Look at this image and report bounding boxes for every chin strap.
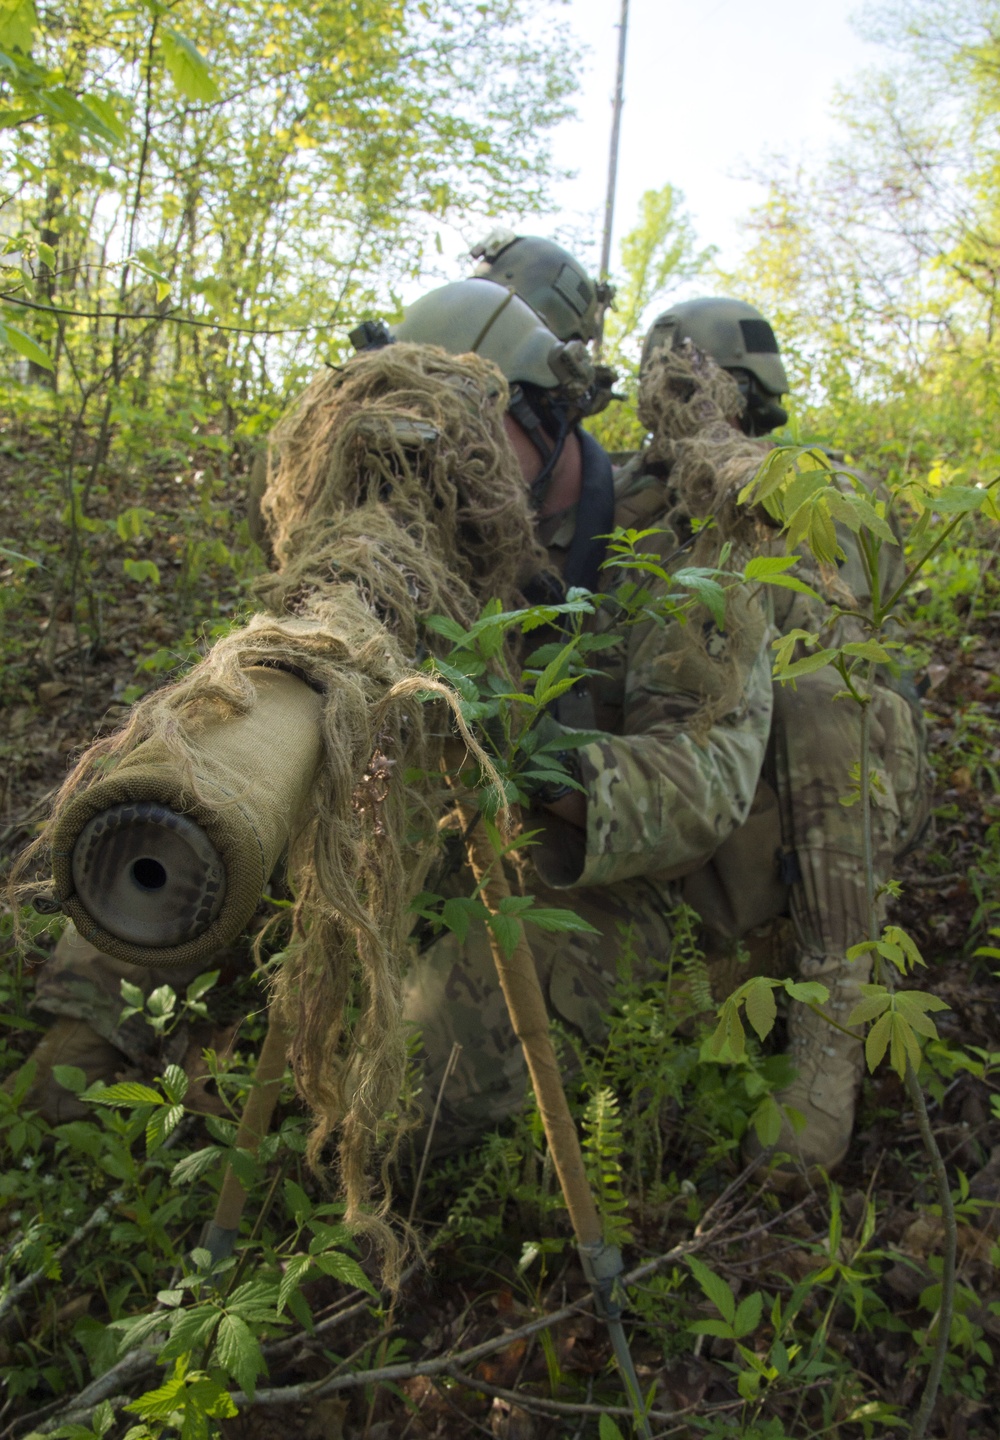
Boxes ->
[508,385,571,512]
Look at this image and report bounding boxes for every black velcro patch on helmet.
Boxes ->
[554,263,588,316]
[739,318,779,354]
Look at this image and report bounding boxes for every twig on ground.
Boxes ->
[0,1196,119,1326]
[234,1202,804,1408]
[407,1041,462,1226]
[446,1366,679,1425]
[16,1178,798,1434]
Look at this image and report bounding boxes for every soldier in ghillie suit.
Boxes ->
[372,279,775,1151]
[630,297,929,1176]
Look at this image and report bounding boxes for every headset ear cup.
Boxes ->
[747,394,788,437]
[740,373,788,437]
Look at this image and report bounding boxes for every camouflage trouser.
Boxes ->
[35,872,677,1152]
[399,662,928,1150]
[401,871,676,1152]
[770,669,929,962]
[32,925,212,1061]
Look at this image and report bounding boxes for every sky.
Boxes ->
[451,0,889,286]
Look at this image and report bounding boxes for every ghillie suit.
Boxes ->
[630,342,929,1175]
[14,344,547,1245]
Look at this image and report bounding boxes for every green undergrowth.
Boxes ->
[0,898,996,1438]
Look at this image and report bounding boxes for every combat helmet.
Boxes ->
[389,277,595,399]
[469,229,605,344]
[352,278,597,507]
[641,297,790,436]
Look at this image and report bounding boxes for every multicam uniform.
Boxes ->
[402,454,775,1146]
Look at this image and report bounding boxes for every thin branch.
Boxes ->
[234,1203,803,1408]
[445,1366,679,1426]
[905,1061,957,1440]
[0,291,345,337]
[0,1194,121,1326]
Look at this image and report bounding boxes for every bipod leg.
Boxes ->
[463,818,652,1439]
[200,1006,292,1264]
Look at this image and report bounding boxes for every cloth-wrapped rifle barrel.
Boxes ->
[50,668,323,968]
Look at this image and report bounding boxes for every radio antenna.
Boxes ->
[595,0,630,357]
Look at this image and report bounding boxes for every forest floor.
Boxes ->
[1,426,1000,1439]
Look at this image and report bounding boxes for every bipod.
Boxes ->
[463,814,653,1439]
[200,1008,293,1264]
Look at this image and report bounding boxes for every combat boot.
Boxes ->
[744,955,869,1180]
[5,1018,125,1124]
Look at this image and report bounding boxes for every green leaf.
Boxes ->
[83,1081,163,1107]
[124,558,161,585]
[841,639,896,663]
[522,907,600,936]
[894,990,949,1039]
[277,1255,312,1315]
[428,656,477,702]
[120,979,147,1008]
[738,446,796,506]
[186,970,220,1003]
[686,1254,736,1324]
[531,728,606,754]
[0,0,36,54]
[743,554,800,579]
[756,572,823,597]
[674,568,727,627]
[115,506,155,542]
[170,1145,221,1186]
[690,1318,737,1339]
[161,1063,188,1103]
[124,1372,188,1420]
[111,1308,170,1353]
[213,1312,265,1397]
[883,926,926,971]
[599,1415,626,1440]
[744,978,777,1041]
[784,980,830,1005]
[146,1103,184,1152]
[865,1012,902,1074]
[53,1064,87,1095]
[496,894,534,916]
[184,1373,238,1422]
[439,895,489,943]
[487,911,521,959]
[311,1248,378,1295]
[774,648,838,681]
[847,989,892,1026]
[889,1011,923,1078]
[732,1290,764,1339]
[2,320,53,369]
[79,94,126,145]
[160,28,220,102]
[925,484,987,515]
[751,1095,783,1148]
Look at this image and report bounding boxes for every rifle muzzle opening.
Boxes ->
[71,801,227,946]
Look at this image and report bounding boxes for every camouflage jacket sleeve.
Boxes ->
[534,523,774,892]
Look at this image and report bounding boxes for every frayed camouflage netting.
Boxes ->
[16,344,548,1267]
[637,340,768,557]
